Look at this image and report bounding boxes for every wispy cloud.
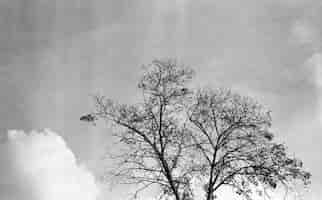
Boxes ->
[291,20,318,47]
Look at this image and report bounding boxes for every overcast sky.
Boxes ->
[0,0,321,199]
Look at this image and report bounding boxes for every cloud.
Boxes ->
[290,17,322,52]
[0,129,100,200]
[291,21,316,45]
[289,8,322,198]
[305,53,322,124]
[305,53,322,87]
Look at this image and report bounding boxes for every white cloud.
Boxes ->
[306,53,322,87]
[305,53,322,125]
[0,129,100,200]
[291,20,318,47]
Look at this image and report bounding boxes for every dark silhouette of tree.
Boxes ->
[187,88,311,200]
[87,60,196,200]
[82,59,310,200]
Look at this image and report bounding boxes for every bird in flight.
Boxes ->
[80,114,97,125]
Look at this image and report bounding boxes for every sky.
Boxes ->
[0,0,321,199]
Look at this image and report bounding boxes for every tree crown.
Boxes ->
[83,59,311,200]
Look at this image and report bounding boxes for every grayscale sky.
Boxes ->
[0,0,321,200]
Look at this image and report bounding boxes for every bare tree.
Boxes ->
[82,59,311,200]
[86,59,196,200]
[187,88,311,200]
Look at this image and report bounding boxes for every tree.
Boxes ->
[81,59,311,200]
[187,88,311,200]
[87,59,196,200]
